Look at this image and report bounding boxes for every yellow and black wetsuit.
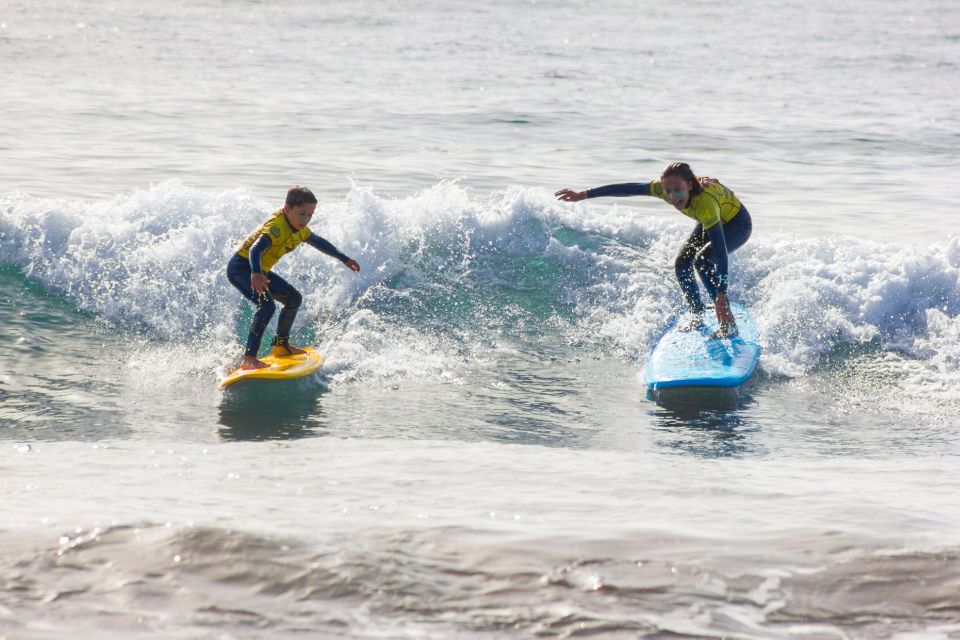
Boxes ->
[236,209,314,274]
[583,181,752,315]
[226,209,351,357]
[648,180,742,229]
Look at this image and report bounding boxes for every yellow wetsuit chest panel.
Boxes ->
[235,209,311,273]
[649,180,742,229]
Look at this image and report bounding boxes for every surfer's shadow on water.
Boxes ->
[216,373,330,441]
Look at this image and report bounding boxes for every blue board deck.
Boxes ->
[646,303,761,395]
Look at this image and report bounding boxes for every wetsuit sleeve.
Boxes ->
[705,223,729,293]
[305,232,351,263]
[248,234,272,274]
[584,183,651,199]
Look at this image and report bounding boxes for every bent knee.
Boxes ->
[285,291,303,310]
[257,297,277,317]
[675,253,695,276]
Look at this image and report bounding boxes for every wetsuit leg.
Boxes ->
[261,271,302,340]
[675,225,708,315]
[227,255,277,357]
[693,207,753,301]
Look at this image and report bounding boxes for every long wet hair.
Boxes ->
[286,185,318,207]
[660,162,703,196]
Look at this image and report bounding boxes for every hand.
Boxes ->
[344,259,361,272]
[698,176,719,188]
[555,188,587,202]
[251,272,270,294]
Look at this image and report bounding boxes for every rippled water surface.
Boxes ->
[2,0,959,638]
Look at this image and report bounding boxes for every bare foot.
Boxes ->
[240,356,270,370]
[271,343,307,357]
[678,315,704,332]
[711,322,739,339]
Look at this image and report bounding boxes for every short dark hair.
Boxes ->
[286,185,317,207]
[661,162,703,196]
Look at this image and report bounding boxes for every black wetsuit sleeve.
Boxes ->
[305,232,351,263]
[584,183,651,199]
[705,223,729,293]
[249,234,271,274]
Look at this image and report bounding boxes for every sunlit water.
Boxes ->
[2,1,959,638]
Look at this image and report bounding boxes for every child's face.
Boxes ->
[661,175,691,211]
[284,202,316,230]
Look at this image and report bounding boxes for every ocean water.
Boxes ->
[2,1,960,638]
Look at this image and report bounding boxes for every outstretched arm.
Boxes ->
[305,232,360,272]
[556,183,651,202]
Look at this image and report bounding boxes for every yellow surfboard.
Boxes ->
[219,347,324,389]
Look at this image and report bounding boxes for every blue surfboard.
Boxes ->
[646,303,760,403]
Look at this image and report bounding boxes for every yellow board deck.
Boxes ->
[219,347,324,389]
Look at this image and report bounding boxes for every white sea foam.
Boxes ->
[2,182,959,410]
[3,1,960,637]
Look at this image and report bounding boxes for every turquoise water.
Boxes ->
[2,1,960,638]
